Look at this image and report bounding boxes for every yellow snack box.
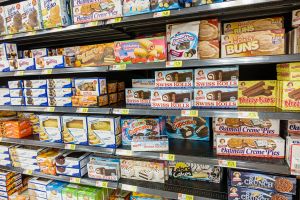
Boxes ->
[277,62,300,72]
[280,81,300,110]
[277,71,300,80]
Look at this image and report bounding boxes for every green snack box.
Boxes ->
[62,184,81,200]
[78,186,105,200]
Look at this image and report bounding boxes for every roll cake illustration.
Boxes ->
[206,90,237,101]
[165,72,193,82]
[162,92,191,103]
[134,90,151,99]
[207,70,238,81]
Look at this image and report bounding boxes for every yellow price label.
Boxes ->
[114,109,129,115]
[166,61,182,68]
[15,71,24,76]
[76,108,89,113]
[96,181,108,188]
[121,184,137,192]
[116,149,132,156]
[178,194,193,200]
[111,64,126,71]
[23,169,33,175]
[114,17,122,23]
[153,10,170,17]
[181,110,198,117]
[65,144,76,150]
[218,160,237,168]
[6,35,13,39]
[160,153,175,161]
[70,177,81,184]
[91,21,98,26]
[238,112,259,119]
[42,69,52,74]
[44,107,55,112]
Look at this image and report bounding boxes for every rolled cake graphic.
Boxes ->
[242,81,265,97]
[288,88,300,100]
[165,72,179,81]
[207,70,238,81]
[162,92,176,102]
[162,92,191,103]
[206,90,237,101]
[134,90,151,99]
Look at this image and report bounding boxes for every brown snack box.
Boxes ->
[71,96,98,107]
[74,43,115,67]
[109,93,118,104]
[238,80,277,107]
[221,29,285,58]
[198,40,220,59]
[118,81,125,91]
[98,95,108,107]
[223,17,284,35]
[199,19,220,41]
[108,82,118,94]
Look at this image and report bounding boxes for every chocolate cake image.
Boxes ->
[180,126,194,138]
[242,81,274,97]
[288,88,300,100]
[206,90,237,101]
[165,121,176,133]
[207,70,238,81]
[162,92,191,103]
[165,72,193,82]
[134,90,150,99]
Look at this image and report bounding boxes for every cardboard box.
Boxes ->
[8,80,23,89]
[23,89,47,97]
[126,88,151,105]
[46,181,68,200]
[48,97,72,107]
[78,187,105,200]
[117,91,124,102]
[0,143,16,154]
[276,62,300,72]
[0,7,7,36]
[292,9,300,27]
[29,48,49,58]
[198,40,220,59]
[0,97,10,105]
[72,96,98,107]
[199,19,220,41]
[290,144,300,175]
[21,0,43,32]
[5,3,25,34]
[151,89,193,109]
[11,156,38,165]
[0,60,10,72]
[238,80,277,107]
[132,79,155,88]
[150,0,179,12]
[114,37,166,64]
[47,88,73,97]
[286,136,300,169]
[74,78,107,96]
[107,82,117,94]
[155,69,193,88]
[73,0,122,23]
[40,0,72,29]
[277,71,300,80]
[47,78,73,88]
[0,43,18,60]
[223,17,284,35]
[13,161,40,171]
[0,173,21,186]
[109,93,117,104]
[87,116,121,148]
[118,81,125,91]
[221,29,285,58]
[38,114,62,143]
[123,0,150,16]
[28,189,47,199]
[0,153,10,160]
[131,136,169,152]
[216,135,285,158]
[287,120,300,135]
[56,165,88,177]
[279,81,300,110]
[0,88,9,97]
[28,177,53,192]
[62,184,81,200]
[194,88,237,108]
[35,56,73,69]
[62,115,88,145]
[0,170,15,181]
[9,145,46,159]
[25,97,48,106]
[9,89,23,97]
[194,67,238,88]
[87,156,120,181]
[55,151,90,169]
[23,80,47,89]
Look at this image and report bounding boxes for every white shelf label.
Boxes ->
[114,109,129,115]
[121,184,137,192]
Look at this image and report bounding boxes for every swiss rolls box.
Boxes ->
[155,70,193,88]
[75,78,107,96]
[38,114,62,143]
[62,115,88,145]
[165,116,210,141]
[126,88,151,105]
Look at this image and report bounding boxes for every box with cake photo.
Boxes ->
[278,81,300,110]
[0,43,17,60]
[25,97,48,106]
[150,0,180,12]
[46,181,68,200]
[87,156,120,181]
[61,115,88,145]
[165,116,210,141]
[292,9,300,27]
[47,78,73,88]
[285,136,300,172]
[120,159,167,183]
[126,88,151,105]
[131,136,169,152]
[287,120,300,136]
[194,66,238,88]
[194,88,238,108]
[21,0,43,32]
[38,114,62,143]
[132,79,155,88]
[155,69,193,88]
[0,60,10,72]
[48,97,72,107]
[199,19,220,41]
[23,89,47,97]
[23,80,47,89]
[55,151,90,169]
[198,40,220,59]
[74,78,107,96]
[123,0,150,16]
[0,7,7,36]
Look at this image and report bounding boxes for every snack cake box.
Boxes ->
[10,145,46,159]
[0,43,18,60]
[28,189,47,199]
[279,81,300,110]
[194,66,239,88]
[132,79,155,88]
[292,9,300,27]
[223,17,284,35]
[194,88,238,108]
[151,89,193,109]
[121,118,162,145]
[277,71,300,81]
[9,89,23,97]
[8,80,23,89]
[155,69,193,88]
[0,60,10,72]
[169,161,222,183]
[30,48,49,58]
[150,0,179,12]
[11,156,38,165]
[0,143,15,154]
[62,115,88,145]
[24,80,47,89]
[216,135,285,158]
[287,120,300,135]
[165,116,210,141]
[0,88,9,97]
[221,29,285,58]
[0,7,7,36]
[72,0,122,24]
[87,116,121,148]
[131,136,169,152]
[88,156,120,181]
[47,88,73,97]
[229,169,297,195]
[12,58,36,71]
[48,97,72,107]
[75,78,107,96]
[126,88,151,105]
[277,62,300,72]
[199,19,220,41]
[23,89,47,97]
[56,165,88,177]
[120,159,167,183]
[228,186,293,200]
[38,114,62,143]
[286,136,300,168]
[0,97,10,105]
[47,78,73,88]
[55,151,90,169]
[0,170,15,181]
[291,144,300,175]
[198,40,220,60]
[46,181,68,200]
[35,56,67,69]
[21,0,43,32]
[40,0,72,29]
[114,37,166,64]
[25,97,48,106]
[238,80,277,107]
[123,0,150,16]
[5,3,25,34]
[29,177,53,192]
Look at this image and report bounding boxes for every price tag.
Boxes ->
[181,110,198,117]
[178,194,193,200]
[23,169,33,175]
[27,31,36,36]
[65,144,76,150]
[111,64,126,71]
[42,69,52,74]
[166,61,182,68]
[114,109,129,115]
[0,137,2,142]
[6,35,13,39]
[237,112,259,119]
[121,184,137,192]
[70,177,81,184]
[44,107,55,112]
[96,181,108,188]
[160,153,175,161]
[76,108,89,113]
[14,71,24,76]
[218,160,237,168]
[116,149,132,156]
[91,21,98,26]
[153,10,171,18]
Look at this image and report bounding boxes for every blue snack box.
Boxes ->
[123,0,151,16]
[0,89,9,97]
[23,89,47,97]
[46,181,68,200]
[165,116,210,140]
[23,80,47,89]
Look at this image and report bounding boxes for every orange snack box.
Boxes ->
[3,120,32,138]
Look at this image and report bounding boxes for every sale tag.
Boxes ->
[178,194,194,200]
[111,64,126,71]
[70,178,81,184]
[23,169,33,175]
[44,107,55,112]
[76,108,89,113]
[42,69,52,74]
[121,184,137,192]
[116,149,132,156]
[15,71,24,76]
[153,10,170,18]
[65,144,76,150]
[181,110,198,117]
[96,181,108,188]
[218,160,237,168]
[166,61,182,68]
[238,112,259,119]
[160,153,175,161]
[114,109,129,115]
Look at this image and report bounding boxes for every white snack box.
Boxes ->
[0,143,15,154]
[75,78,107,96]
[55,151,90,168]
[0,7,7,36]
[291,144,300,175]
[10,97,25,106]
[28,189,47,199]
[286,136,300,167]
[0,97,10,105]
[48,97,72,107]
[47,88,73,97]
[10,145,46,158]
[11,156,38,165]
[0,60,10,72]
[132,79,155,88]
[23,88,47,97]
[0,154,10,160]
[13,161,40,171]
[288,120,300,136]
[39,114,63,143]
[62,115,88,145]
[35,56,72,69]
[47,78,73,88]
[29,177,53,192]
[0,43,18,60]
[0,88,9,97]
[8,80,23,88]
[292,9,300,27]
[24,80,47,88]
[9,89,23,97]
[21,0,43,31]
[31,48,49,58]
[25,97,48,106]
[56,165,88,177]
[10,58,36,71]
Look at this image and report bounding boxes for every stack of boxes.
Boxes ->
[0,88,10,106]
[287,10,300,54]
[0,143,15,167]
[18,112,41,134]
[2,119,32,139]
[62,184,109,200]
[62,115,88,145]
[108,81,125,105]
[28,177,52,200]
[126,79,154,105]
[55,151,90,177]
[47,78,73,107]
[0,171,22,199]
[0,43,18,73]
[23,80,48,106]
[37,149,65,175]
[9,80,24,106]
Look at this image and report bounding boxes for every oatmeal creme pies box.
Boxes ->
[155,69,193,88]
[126,88,151,105]
[75,78,107,96]
[287,120,300,135]
[194,88,237,108]
[151,89,193,109]
[194,66,238,88]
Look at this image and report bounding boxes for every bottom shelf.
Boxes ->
[0,166,227,200]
